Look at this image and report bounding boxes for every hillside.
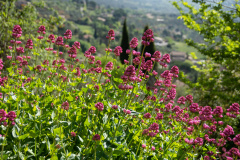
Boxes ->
[91,0,236,13]
[91,0,187,13]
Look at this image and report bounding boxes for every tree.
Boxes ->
[113,8,127,21]
[94,26,98,39]
[173,0,240,108]
[87,1,97,10]
[120,18,130,64]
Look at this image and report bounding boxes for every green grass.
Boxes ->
[77,24,94,35]
[174,41,205,59]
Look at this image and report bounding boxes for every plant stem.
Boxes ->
[81,140,91,160]
[18,111,24,160]
[1,124,9,160]
[137,45,146,76]
[105,39,111,60]
[34,114,37,159]
[136,139,141,155]
[126,83,136,108]
[94,142,97,160]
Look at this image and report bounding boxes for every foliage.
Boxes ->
[0,0,63,63]
[112,8,127,21]
[172,0,240,108]
[169,60,198,83]
[0,22,240,160]
[0,0,38,59]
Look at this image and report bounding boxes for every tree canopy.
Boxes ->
[173,0,240,107]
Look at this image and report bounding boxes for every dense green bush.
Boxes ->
[0,23,240,160]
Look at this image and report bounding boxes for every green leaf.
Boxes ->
[29,130,38,138]
[28,148,35,156]
[78,136,83,143]
[113,78,123,83]
[39,156,45,160]
[28,65,33,71]
[46,137,50,151]
[47,86,54,92]
[36,78,42,87]
[53,127,64,139]
[19,152,25,160]
[50,155,58,160]
[81,87,88,93]
[51,111,55,119]
[68,154,76,160]
[80,64,85,69]
[33,52,40,56]
[225,26,231,31]
[190,52,197,59]
[67,95,74,102]
[12,126,18,138]
[103,114,108,124]
[84,117,90,127]
[19,134,29,140]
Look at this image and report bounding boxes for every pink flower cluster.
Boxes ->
[61,101,69,110]
[95,102,104,111]
[0,59,3,74]
[121,65,137,82]
[12,25,22,38]
[142,123,159,137]
[92,134,100,141]
[114,46,122,56]
[130,37,138,49]
[159,54,171,68]
[106,29,115,40]
[64,29,72,39]
[226,103,239,118]
[118,84,133,90]
[25,39,33,49]
[68,45,78,58]
[233,134,240,146]
[104,61,113,70]
[141,29,154,46]
[38,25,46,34]
[73,41,81,49]
[55,36,64,46]
[185,137,203,146]
[222,148,240,159]
[71,132,76,137]
[47,34,55,43]
[0,109,16,126]
[141,60,153,72]
[123,109,131,114]
[85,46,96,58]
[16,47,24,54]
[152,51,161,62]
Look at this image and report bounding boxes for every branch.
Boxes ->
[204,0,237,11]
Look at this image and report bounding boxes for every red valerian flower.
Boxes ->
[95,102,104,111]
[92,134,100,141]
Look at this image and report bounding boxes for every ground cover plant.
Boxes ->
[0,25,240,160]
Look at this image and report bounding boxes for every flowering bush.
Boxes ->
[0,25,239,160]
